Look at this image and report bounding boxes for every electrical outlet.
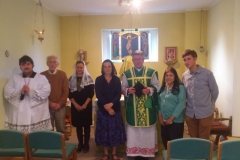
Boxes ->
[199,46,204,52]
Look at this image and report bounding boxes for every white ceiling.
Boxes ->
[38,0,219,16]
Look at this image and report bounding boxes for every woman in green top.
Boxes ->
[158,67,186,149]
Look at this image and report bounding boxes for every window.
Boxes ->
[101,28,158,62]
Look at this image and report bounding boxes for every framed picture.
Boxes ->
[165,47,177,66]
[111,32,120,59]
[78,49,89,65]
[165,47,177,61]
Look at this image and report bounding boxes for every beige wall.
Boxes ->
[232,0,240,136]
[0,0,61,129]
[185,11,208,68]
[60,11,207,81]
[208,0,240,135]
[0,1,214,132]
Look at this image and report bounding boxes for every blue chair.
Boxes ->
[162,138,214,160]
[27,130,77,160]
[0,130,28,160]
[217,140,240,160]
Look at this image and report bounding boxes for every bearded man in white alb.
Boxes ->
[4,55,52,133]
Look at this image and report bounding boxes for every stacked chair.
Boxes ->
[27,130,77,160]
[216,140,240,160]
[162,138,214,160]
[0,130,77,160]
[0,130,28,160]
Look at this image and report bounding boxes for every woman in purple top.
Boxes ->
[95,59,126,160]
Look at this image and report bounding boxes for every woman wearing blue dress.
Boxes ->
[95,59,126,160]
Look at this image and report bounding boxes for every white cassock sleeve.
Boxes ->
[4,75,22,108]
[121,74,129,96]
[28,74,51,108]
[151,73,161,92]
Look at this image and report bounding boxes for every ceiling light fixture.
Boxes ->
[121,29,139,32]
[34,0,45,43]
[132,0,140,7]
[121,13,138,33]
[127,0,130,6]
[118,0,141,7]
[118,0,122,6]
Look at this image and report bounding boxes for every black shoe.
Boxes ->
[82,145,89,153]
[77,145,83,153]
[134,157,148,160]
[134,156,141,160]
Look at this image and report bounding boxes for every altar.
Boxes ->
[93,96,164,154]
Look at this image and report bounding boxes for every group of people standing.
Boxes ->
[4,55,94,153]
[3,48,218,160]
[159,49,219,152]
[121,49,218,160]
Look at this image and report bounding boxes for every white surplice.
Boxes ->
[126,123,158,157]
[4,73,52,133]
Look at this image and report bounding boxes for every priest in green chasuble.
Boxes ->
[122,50,160,159]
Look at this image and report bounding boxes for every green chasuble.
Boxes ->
[124,66,159,127]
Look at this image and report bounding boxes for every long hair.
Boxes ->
[159,67,183,95]
[101,59,117,76]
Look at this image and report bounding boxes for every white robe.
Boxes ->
[126,124,158,157]
[4,73,52,133]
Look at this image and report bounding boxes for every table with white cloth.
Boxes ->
[93,96,164,154]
